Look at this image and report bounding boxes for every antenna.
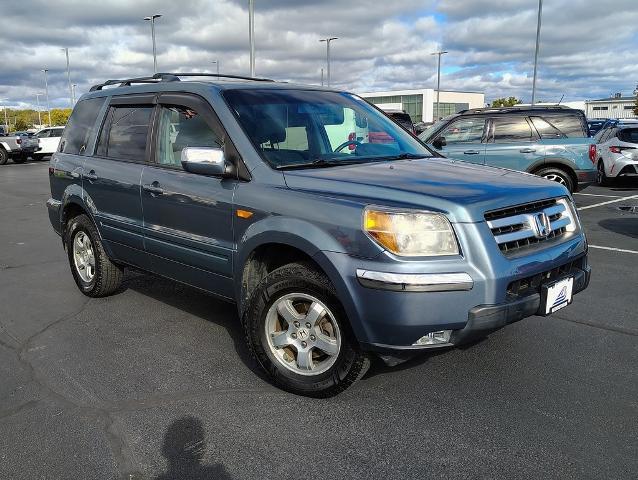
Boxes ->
[557,94,564,105]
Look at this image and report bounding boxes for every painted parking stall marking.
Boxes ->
[578,194,638,211]
[589,245,638,255]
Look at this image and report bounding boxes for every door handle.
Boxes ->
[463,150,480,155]
[143,182,164,195]
[84,171,98,181]
[519,148,536,153]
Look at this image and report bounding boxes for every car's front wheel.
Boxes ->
[65,214,124,297]
[243,262,369,397]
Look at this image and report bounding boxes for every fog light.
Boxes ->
[413,330,452,346]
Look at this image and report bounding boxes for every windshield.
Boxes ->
[223,89,433,169]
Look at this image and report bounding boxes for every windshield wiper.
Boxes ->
[275,158,366,170]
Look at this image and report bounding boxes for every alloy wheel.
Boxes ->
[72,231,96,283]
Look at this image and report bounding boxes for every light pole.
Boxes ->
[42,69,51,126]
[35,93,43,125]
[61,48,73,108]
[72,84,77,105]
[321,68,324,86]
[431,50,448,120]
[248,0,255,76]
[3,106,7,132]
[531,0,543,105]
[144,14,162,73]
[319,37,338,87]
[211,60,220,75]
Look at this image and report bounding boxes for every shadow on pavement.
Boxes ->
[598,217,638,239]
[155,416,233,480]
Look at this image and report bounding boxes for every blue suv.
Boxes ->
[420,106,597,192]
[47,73,591,396]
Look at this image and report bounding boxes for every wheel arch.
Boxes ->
[530,158,578,190]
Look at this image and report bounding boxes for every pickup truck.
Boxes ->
[419,105,597,192]
[0,131,40,165]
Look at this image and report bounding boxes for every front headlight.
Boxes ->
[363,207,459,256]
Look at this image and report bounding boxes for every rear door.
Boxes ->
[484,115,544,171]
[140,93,236,298]
[430,117,486,164]
[83,95,154,265]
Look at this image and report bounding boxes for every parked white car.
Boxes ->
[34,127,65,160]
[594,121,638,185]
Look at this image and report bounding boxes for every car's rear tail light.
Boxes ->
[16,137,21,145]
[609,146,622,154]
[588,144,596,163]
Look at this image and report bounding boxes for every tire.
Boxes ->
[12,155,26,164]
[0,148,7,165]
[243,262,369,397]
[535,166,575,193]
[597,160,611,186]
[33,154,45,162]
[65,214,123,297]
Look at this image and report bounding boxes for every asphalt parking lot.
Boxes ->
[1,161,637,480]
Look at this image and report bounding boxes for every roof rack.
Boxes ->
[457,105,574,115]
[89,72,274,91]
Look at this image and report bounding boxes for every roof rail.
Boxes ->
[89,72,275,91]
[155,72,275,82]
[457,105,574,115]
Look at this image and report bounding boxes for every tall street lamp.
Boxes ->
[61,48,73,108]
[144,14,162,73]
[42,69,51,126]
[35,93,43,125]
[248,0,255,76]
[431,50,448,120]
[319,37,338,87]
[211,60,220,75]
[531,0,543,105]
[72,84,77,105]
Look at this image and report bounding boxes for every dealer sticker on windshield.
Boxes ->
[543,277,574,314]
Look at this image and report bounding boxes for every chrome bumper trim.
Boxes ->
[356,270,473,292]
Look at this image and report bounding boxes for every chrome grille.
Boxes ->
[485,198,575,254]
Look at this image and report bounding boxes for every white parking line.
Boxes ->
[589,245,638,254]
[574,192,621,198]
[578,194,638,210]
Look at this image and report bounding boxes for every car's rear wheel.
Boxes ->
[243,262,369,397]
[65,214,123,297]
[597,160,610,186]
[0,148,7,165]
[536,166,575,192]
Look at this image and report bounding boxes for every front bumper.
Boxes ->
[575,168,596,191]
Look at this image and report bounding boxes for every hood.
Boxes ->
[283,158,569,223]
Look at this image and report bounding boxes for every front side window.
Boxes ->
[491,117,534,143]
[60,96,106,154]
[223,89,432,169]
[96,106,153,161]
[156,105,222,168]
[437,118,485,144]
[37,130,50,138]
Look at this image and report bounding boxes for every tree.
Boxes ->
[634,93,638,116]
[50,108,72,126]
[491,97,522,107]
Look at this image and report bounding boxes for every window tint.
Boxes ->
[491,117,534,143]
[619,128,638,143]
[545,115,586,137]
[96,106,153,161]
[438,118,485,144]
[52,128,65,137]
[156,105,221,168]
[60,97,106,154]
[530,116,564,139]
[37,130,50,138]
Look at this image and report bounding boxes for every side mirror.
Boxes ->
[432,137,446,150]
[181,147,230,177]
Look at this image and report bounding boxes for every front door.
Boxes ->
[484,116,544,172]
[430,117,486,164]
[83,97,155,265]
[140,93,236,298]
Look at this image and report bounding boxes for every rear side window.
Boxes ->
[530,116,564,139]
[491,117,534,143]
[60,97,106,154]
[96,106,153,161]
[545,115,587,137]
[618,128,638,143]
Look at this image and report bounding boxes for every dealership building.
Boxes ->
[584,93,637,119]
[358,88,485,123]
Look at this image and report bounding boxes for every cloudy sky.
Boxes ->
[1,0,637,110]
